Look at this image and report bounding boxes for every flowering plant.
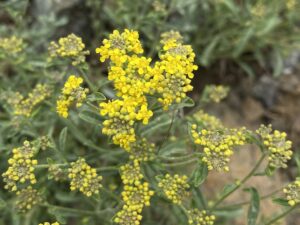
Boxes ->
[0,29,299,225]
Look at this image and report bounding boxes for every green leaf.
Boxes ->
[233,28,254,58]
[272,198,290,207]
[265,166,275,177]
[221,183,238,196]
[201,36,220,66]
[213,207,243,218]
[79,110,103,125]
[0,197,6,209]
[48,208,67,224]
[191,161,208,187]
[245,187,260,225]
[59,127,68,152]
[87,92,106,102]
[176,97,195,109]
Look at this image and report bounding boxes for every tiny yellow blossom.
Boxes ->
[128,138,156,162]
[204,85,229,103]
[15,186,42,213]
[2,140,38,192]
[283,178,300,206]
[114,205,143,225]
[158,174,190,204]
[188,209,216,225]
[256,124,293,169]
[68,158,102,197]
[48,33,89,65]
[120,161,144,185]
[0,36,24,55]
[56,75,89,118]
[191,124,246,172]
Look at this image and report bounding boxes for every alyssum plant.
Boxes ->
[0,30,299,225]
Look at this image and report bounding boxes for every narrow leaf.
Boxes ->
[59,127,68,152]
[245,187,260,225]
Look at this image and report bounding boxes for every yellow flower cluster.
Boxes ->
[39,222,60,225]
[187,209,216,225]
[286,0,296,10]
[56,75,89,118]
[0,36,24,55]
[15,186,42,213]
[48,164,65,181]
[153,35,197,110]
[4,84,51,117]
[97,29,197,150]
[205,85,229,103]
[128,138,156,162]
[68,158,102,197]
[120,161,144,185]
[193,110,223,130]
[158,174,190,204]
[115,157,154,225]
[48,33,89,65]
[251,0,265,18]
[2,141,38,192]
[161,30,183,44]
[191,124,246,172]
[115,181,154,225]
[283,178,300,206]
[256,124,293,169]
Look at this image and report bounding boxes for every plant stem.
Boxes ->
[35,163,68,169]
[96,166,119,172]
[210,154,266,210]
[216,188,281,209]
[78,68,97,93]
[158,153,201,162]
[163,158,198,167]
[39,203,111,216]
[157,110,176,153]
[264,204,298,225]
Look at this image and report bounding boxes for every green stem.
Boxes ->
[35,163,68,169]
[210,154,266,210]
[39,203,111,216]
[216,188,281,209]
[163,158,198,167]
[158,153,201,162]
[264,204,298,225]
[78,68,97,93]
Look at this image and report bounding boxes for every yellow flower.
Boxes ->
[114,205,143,225]
[96,29,143,64]
[193,110,223,130]
[2,140,38,192]
[68,158,102,197]
[128,138,156,162]
[256,124,293,169]
[56,75,89,118]
[120,161,144,185]
[15,186,42,213]
[153,37,197,110]
[205,85,229,103]
[48,33,89,65]
[0,36,24,55]
[158,174,190,204]
[283,178,300,206]
[3,84,51,117]
[121,182,154,212]
[188,209,216,225]
[191,124,246,172]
